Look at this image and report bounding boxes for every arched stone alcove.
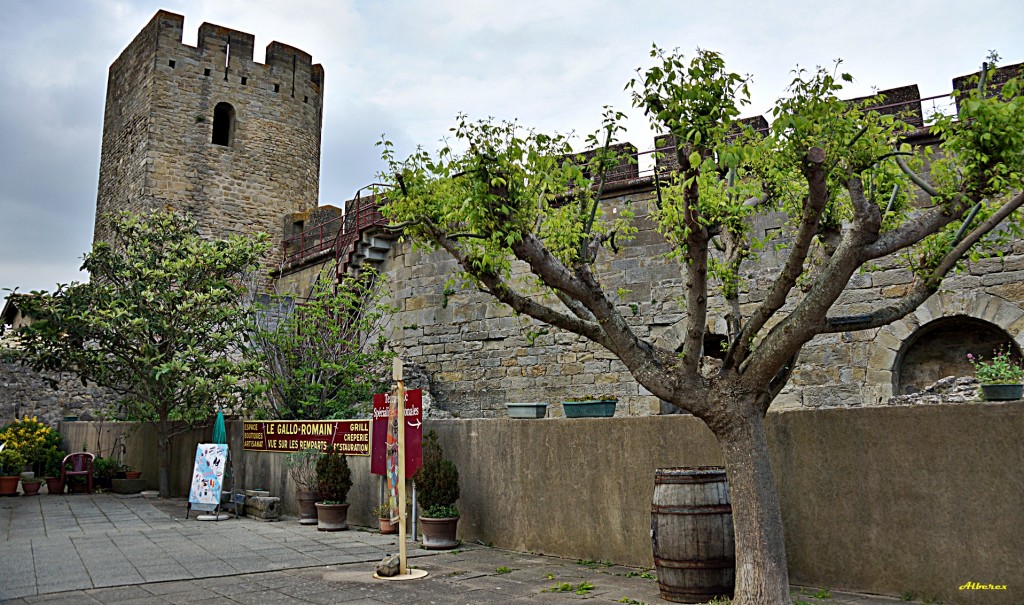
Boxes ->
[867,292,1024,401]
[894,315,1021,394]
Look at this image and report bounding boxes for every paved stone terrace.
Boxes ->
[1,493,929,604]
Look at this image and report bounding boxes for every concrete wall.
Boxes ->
[60,421,208,493]
[60,404,1023,604]
[772,403,1024,604]
[58,420,382,527]
[428,404,1022,605]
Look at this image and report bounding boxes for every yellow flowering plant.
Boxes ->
[0,416,63,475]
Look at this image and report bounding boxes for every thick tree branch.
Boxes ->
[847,176,882,239]
[824,189,1024,332]
[862,194,976,259]
[680,164,710,374]
[554,289,598,323]
[895,154,940,198]
[742,174,886,386]
[727,147,827,369]
[427,226,611,348]
[510,231,702,408]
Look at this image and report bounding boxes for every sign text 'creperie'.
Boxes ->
[242,420,370,455]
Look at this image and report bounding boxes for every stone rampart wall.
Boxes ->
[374,185,1024,417]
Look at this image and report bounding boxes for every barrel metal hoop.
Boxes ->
[654,556,735,570]
[659,584,732,602]
[654,469,727,484]
[651,504,732,515]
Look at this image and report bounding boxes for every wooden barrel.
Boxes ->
[651,467,735,603]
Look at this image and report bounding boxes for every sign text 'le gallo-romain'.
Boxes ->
[242,420,370,455]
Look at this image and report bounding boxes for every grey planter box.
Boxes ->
[562,400,617,418]
[979,383,1023,401]
[506,403,548,419]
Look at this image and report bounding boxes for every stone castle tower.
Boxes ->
[94,10,324,270]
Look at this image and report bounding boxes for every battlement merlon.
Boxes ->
[198,23,256,66]
[266,42,324,90]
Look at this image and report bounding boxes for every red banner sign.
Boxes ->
[242,420,370,455]
[370,389,423,475]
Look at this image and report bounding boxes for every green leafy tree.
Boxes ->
[380,49,1024,604]
[249,268,393,420]
[10,210,268,497]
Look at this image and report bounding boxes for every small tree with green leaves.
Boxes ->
[10,210,268,497]
[412,430,460,518]
[380,49,1024,603]
[249,268,394,420]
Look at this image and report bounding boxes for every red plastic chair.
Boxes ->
[62,452,95,494]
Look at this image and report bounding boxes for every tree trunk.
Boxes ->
[158,416,171,498]
[714,405,791,605]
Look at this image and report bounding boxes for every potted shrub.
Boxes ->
[314,445,352,531]
[0,448,27,497]
[561,395,618,417]
[373,502,397,534]
[413,431,460,549]
[44,449,67,495]
[92,456,121,490]
[286,448,320,525]
[968,349,1024,400]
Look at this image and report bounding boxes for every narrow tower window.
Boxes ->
[212,102,235,147]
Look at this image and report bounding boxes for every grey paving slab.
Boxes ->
[0,493,947,605]
[82,586,152,602]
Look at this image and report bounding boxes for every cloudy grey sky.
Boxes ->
[1,0,1021,294]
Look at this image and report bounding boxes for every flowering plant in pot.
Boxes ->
[314,445,352,531]
[373,502,397,534]
[285,448,320,525]
[968,348,1024,400]
[0,416,62,477]
[0,448,27,496]
[412,430,460,549]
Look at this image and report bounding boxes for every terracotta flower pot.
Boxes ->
[0,476,19,497]
[45,477,64,495]
[315,502,349,531]
[22,481,42,496]
[379,517,398,534]
[125,471,142,480]
[296,489,318,525]
[419,515,460,550]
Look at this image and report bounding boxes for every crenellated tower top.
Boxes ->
[95,10,325,273]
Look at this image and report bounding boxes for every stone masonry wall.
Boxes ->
[374,181,1024,417]
[94,10,324,273]
[0,359,118,426]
